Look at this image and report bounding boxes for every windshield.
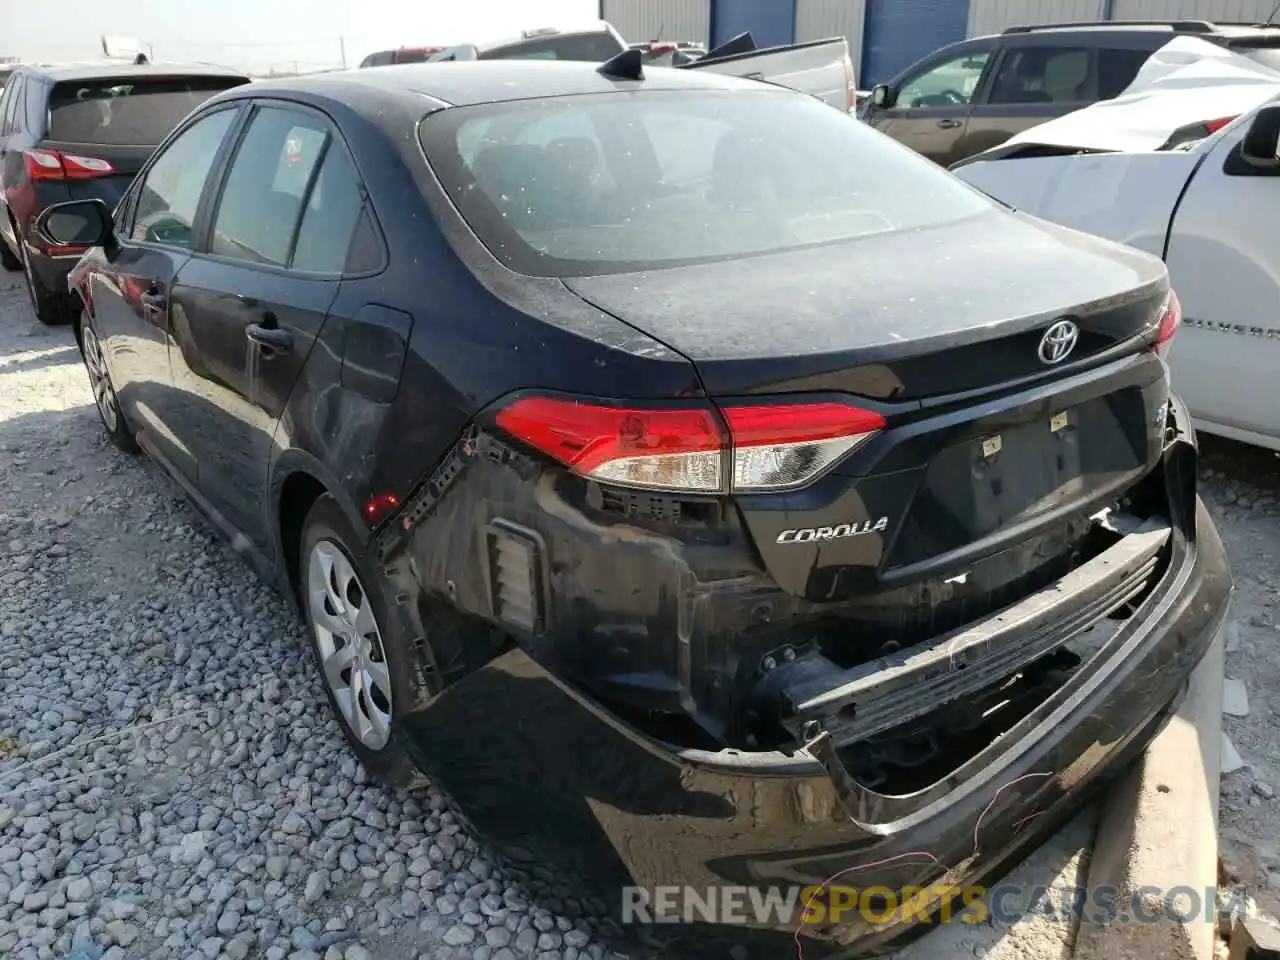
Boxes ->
[419,90,996,277]
[49,76,247,145]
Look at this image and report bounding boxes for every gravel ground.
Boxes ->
[0,272,1276,960]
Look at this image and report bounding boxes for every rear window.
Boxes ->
[48,76,246,145]
[419,90,995,277]
[477,33,623,62]
[392,49,442,64]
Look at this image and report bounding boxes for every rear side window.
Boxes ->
[291,146,366,273]
[211,107,327,267]
[1,76,25,135]
[987,46,1098,105]
[48,76,246,145]
[478,34,623,61]
[420,89,996,277]
[1097,48,1152,99]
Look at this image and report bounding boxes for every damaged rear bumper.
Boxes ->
[398,396,1232,958]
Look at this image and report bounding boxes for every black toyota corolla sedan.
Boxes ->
[38,54,1230,958]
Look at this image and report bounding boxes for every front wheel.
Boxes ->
[299,495,427,786]
[79,318,138,454]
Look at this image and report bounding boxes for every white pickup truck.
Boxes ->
[424,21,860,114]
[951,38,1280,453]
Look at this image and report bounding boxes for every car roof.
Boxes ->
[996,19,1280,39]
[237,58,766,108]
[20,60,249,83]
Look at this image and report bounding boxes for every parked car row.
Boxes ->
[861,18,1280,165]
[415,21,861,114]
[24,45,1231,960]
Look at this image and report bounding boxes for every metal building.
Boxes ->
[600,0,1280,90]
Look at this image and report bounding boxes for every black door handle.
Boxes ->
[245,323,292,354]
[937,119,962,129]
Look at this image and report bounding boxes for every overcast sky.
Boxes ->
[1,0,598,73]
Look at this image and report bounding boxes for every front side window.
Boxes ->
[896,52,992,109]
[210,107,327,267]
[420,89,997,277]
[131,107,238,248]
[988,46,1097,105]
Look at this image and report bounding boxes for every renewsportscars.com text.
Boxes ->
[621,884,1231,927]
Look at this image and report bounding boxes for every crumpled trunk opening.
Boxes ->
[594,456,1175,803]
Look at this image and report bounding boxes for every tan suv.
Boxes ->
[860,19,1280,166]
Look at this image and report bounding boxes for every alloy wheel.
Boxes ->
[81,327,120,434]
[306,540,394,750]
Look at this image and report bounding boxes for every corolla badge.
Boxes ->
[1038,319,1080,365]
[776,517,889,544]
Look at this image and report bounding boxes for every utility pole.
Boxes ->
[339,36,347,69]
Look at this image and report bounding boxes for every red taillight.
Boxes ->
[843,54,857,112]
[722,402,885,492]
[23,148,115,182]
[495,397,723,491]
[494,395,885,493]
[1203,116,1237,135]
[1152,290,1181,361]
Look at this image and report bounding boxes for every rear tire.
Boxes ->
[78,313,138,454]
[21,241,68,326]
[0,227,20,271]
[298,495,427,787]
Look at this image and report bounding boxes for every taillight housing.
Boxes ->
[1159,116,1238,151]
[494,395,885,494]
[843,54,857,113]
[1152,290,1181,361]
[23,148,115,182]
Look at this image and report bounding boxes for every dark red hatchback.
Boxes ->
[0,60,248,324]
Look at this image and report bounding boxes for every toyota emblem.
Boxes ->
[1038,319,1080,365]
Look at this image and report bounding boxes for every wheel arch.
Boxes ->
[270,449,371,609]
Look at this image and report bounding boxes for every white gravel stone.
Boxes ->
[1223,733,1247,775]
[1224,676,1251,717]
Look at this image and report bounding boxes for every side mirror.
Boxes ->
[1240,105,1280,168]
[871,83,893,109]
[34,199,114,248]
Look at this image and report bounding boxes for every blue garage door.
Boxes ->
[711,0,796,49]
[861,0,970,87]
